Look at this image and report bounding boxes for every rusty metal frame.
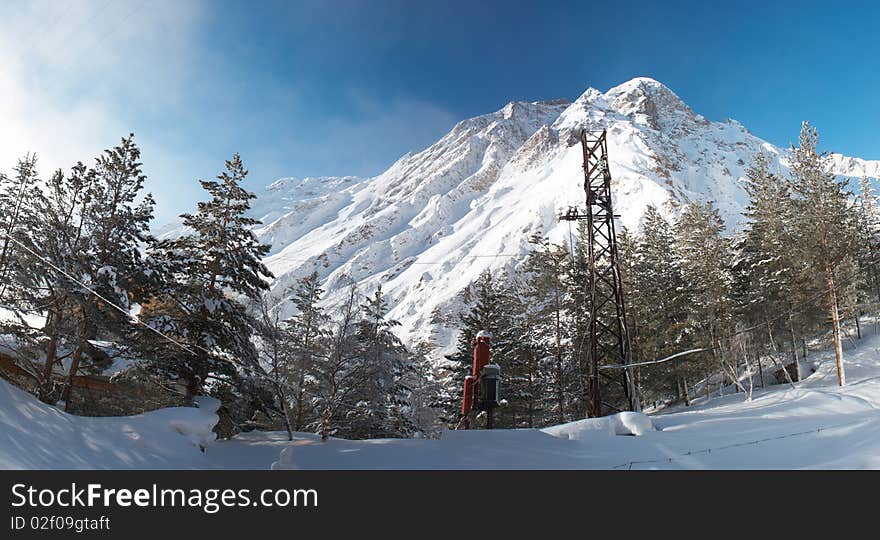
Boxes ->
[561,129,639,417]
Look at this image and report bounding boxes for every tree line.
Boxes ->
[443,122,880,427]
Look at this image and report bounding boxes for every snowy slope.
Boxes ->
[163,77,880,354]
[5,319,880,469]
[0,379,221,469]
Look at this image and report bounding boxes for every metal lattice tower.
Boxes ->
[561,129,639,417]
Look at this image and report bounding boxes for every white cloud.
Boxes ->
[0,0,203,183]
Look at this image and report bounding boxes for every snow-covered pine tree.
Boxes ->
[60,135,157,409]
[787,123,860,386]
[26,165,94,404]
[854,176,880,307]
[492,272,544,428]
[0,155,47,393]
[282,271,329,432]
[347,284,416,438]
[628,205,688,403]
[146,153,273,409]
[0,139,157,409]
[406,338,444,436]
[521,235,573,425]
[0,154,38,304]
[563,220,591,417]
[616,226,640,399]
[674,201,734,397]
[733,151,811,383]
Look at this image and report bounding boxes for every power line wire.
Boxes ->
[0,232,203,359]
[0,233,287,390]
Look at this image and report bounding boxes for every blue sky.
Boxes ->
[2,0,879,224]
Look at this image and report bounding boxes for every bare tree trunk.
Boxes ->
[279,391,293,441]
[741,343,754,397]
[294,385,305,431]
[787,313,800,382]
[635,366,641,405]
[61,317,91,411]
[682,377,690,406]
[526,367,534,428]
[757,345,765,389]
[553,281,564,425]
[61,345,84,411]
[722,360,751,400]
[767,316,794,387]
[39,311,62,403]
[827,272,846,386]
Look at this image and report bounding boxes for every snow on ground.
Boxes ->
[3,322,880,469]
[0,380,221,469]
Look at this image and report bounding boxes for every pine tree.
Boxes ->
[0,155,47,395]
[521,235,572,425]
[146,153,273,407]
[563,220,592,417]
[675,201,734,396]
[346,285,416,438]
[0,139,158,408]
[787,123,859,386]
[406,338,444,436]
[628,205,688,402]
[283,271,329,432]
[0,154,38,304]
[854,176,880,307]
[61,135,157,408]
[734,151,811,384]
[26,165,93,403]
[616,226,641,399]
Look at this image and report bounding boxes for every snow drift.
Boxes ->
[0,378,219,469]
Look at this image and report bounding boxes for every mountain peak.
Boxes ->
[607,76,669,93]
[604,77,696,131]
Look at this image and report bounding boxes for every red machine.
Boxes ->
[461,375,476,416]
[460,330,501,429]
[473,332,491,378]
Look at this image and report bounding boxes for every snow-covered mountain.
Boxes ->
[211,78,880,354]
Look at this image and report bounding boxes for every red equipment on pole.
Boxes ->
[461,375,476,416]
[461,330,500,429]
[473,332,490,375]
